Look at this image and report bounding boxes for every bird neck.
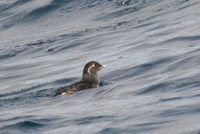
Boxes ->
[82,73,99,83]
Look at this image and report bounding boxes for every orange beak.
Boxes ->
[101,64,106,68]
[99,64,106,70]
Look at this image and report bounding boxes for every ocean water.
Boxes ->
[0,0,200,133]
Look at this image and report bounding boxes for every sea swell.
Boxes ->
[1,0,200,134]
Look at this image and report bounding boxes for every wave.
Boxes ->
[0,116,59,133]
[1,0,200,133]
[135,75,200,95]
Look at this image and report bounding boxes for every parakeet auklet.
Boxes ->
[55,61,106,96]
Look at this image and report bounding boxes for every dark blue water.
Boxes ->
[0,0,200,134]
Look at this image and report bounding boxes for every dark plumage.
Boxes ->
[55,61,106,96]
